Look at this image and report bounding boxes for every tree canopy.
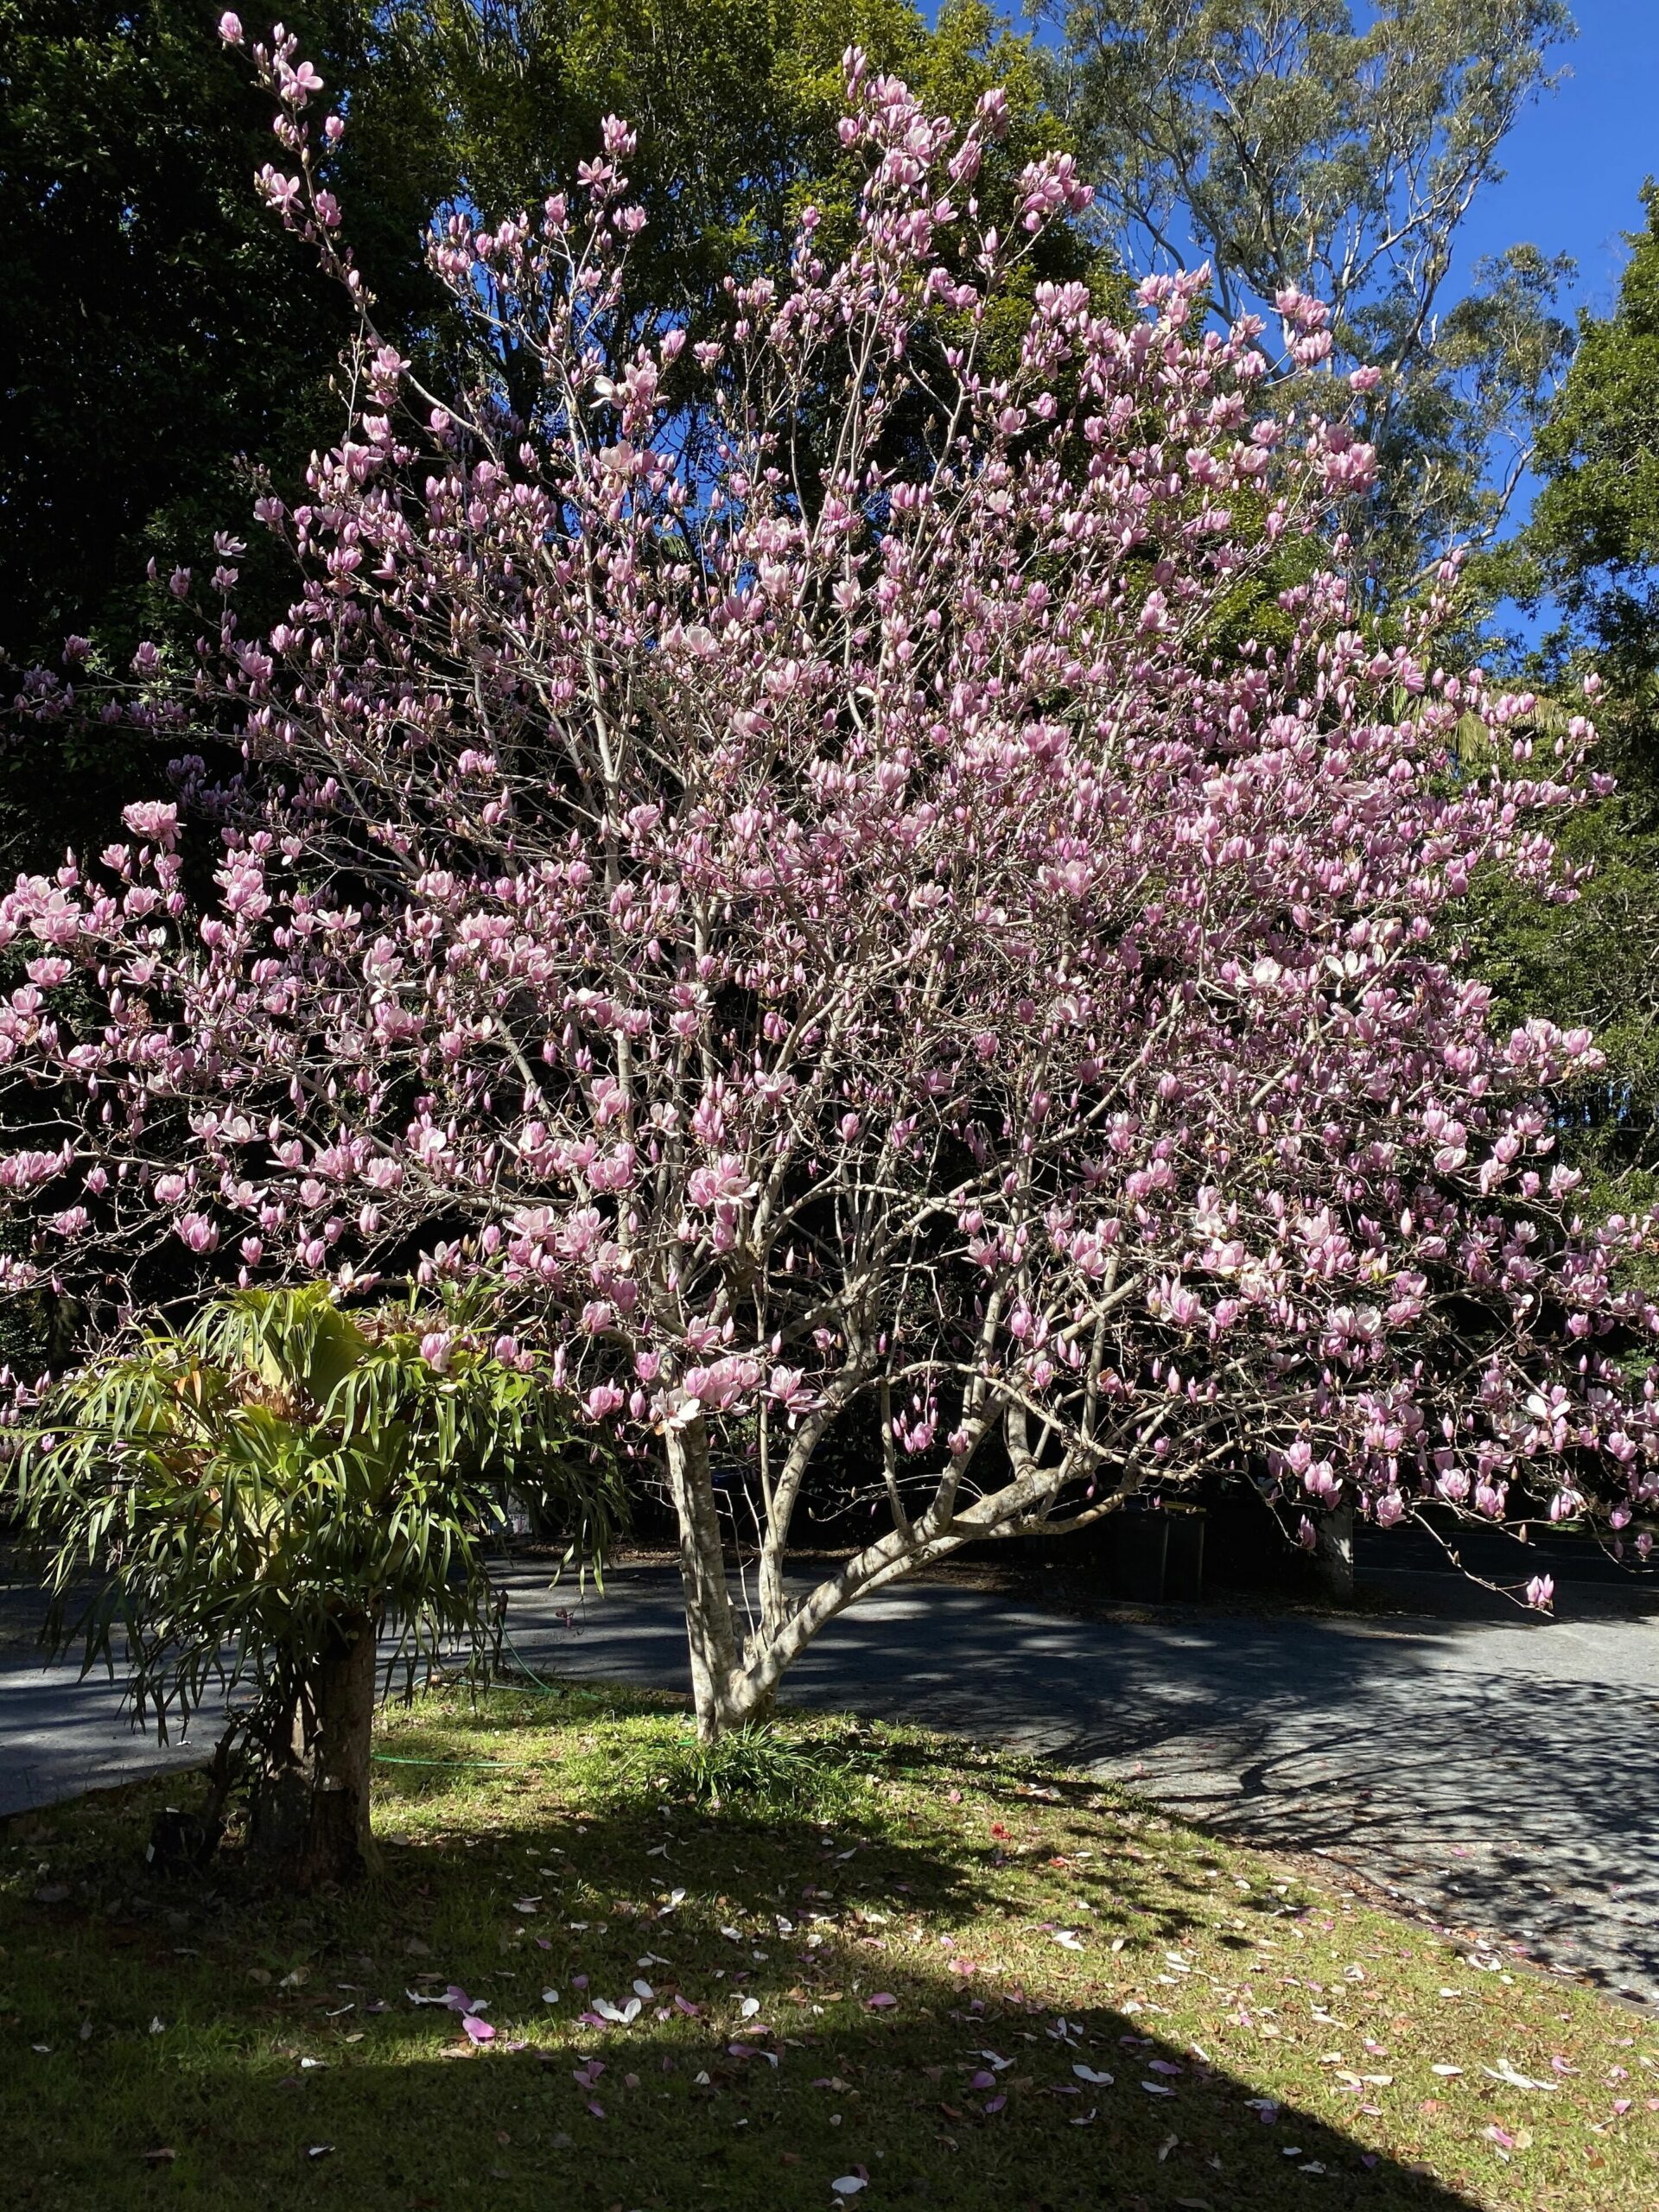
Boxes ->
[0,2,443,672]
[1529,184,1659,711]
[2,33,1651,1736]
[1462,184,1659,1205]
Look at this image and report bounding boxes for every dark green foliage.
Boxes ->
[1464,779,1659,1209]
[0,0,445,868]
[1530,185,1659,714]
[0,0,1079,680]
[1469,187,1659,1198]
[0,2,442,671]
[385,0,1053,300]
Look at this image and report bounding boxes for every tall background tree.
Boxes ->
[0,2,447,670]
[0,0,446,869]
[1051,0,1579,589]
[1469,184,1659,1208]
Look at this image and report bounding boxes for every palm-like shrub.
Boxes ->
[11,1286,613,1885]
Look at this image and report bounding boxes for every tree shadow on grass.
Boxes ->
[3,1750,1487,2212]
[649,1563,1659,2005]
[15,2009,1484,2212]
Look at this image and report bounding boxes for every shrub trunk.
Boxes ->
[247,1608,381,1888]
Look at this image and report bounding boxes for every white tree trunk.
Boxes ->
[663,1414,751,1739]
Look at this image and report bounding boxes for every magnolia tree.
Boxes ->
[3,20,1657,1738]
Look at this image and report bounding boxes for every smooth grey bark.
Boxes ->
[664,1414,750,1739]
[660,1401,1097,1738]
[663,1408,976,1737]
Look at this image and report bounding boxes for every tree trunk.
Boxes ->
[663,1414,753,1741]
[248,1608,380,1888]
[660,1413,1071,1738]
[1313,1502,1356,1603]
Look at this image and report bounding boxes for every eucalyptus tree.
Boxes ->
[1052,0,1579,582]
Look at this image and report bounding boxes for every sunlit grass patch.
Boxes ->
[1,1683,1653,2210]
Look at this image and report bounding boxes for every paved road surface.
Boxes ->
[0,1661,216,1820]
[3,1554,1656,2004]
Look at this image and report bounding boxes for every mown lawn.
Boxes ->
[2,1681,1654,2210]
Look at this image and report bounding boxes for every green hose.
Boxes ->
[371,1753,510,1770]
[499,1626,570,1695]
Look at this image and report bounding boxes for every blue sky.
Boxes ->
[982,2,1659,316]
[1453,0,1659,318]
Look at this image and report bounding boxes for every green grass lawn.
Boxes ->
[2,1681,1654,2210]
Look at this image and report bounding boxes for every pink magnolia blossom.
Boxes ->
[121,800,179,845]
[3,50,1656,1735]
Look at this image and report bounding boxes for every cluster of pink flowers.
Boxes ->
[3,33,1652,1706]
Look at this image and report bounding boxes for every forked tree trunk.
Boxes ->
[664,1414,760,1740]
[248,1607,381,1888]
[664,1411,983,1740]
[664,1398,1161,1740]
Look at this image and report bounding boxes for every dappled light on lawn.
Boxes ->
[2,1685,1653,2209]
